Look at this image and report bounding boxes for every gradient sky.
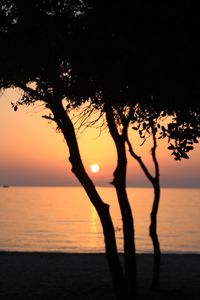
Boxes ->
[0,88,200,187]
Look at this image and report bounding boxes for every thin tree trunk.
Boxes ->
[50,100,125,300]
[126,128,161,287]
[106,107,137,299]
[149,181,161,287]
[112,147,137,299]
[150,129,161,287]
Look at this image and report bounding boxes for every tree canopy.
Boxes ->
[1,1,199,150]
[1,1,200,199]
[1,1,200,109]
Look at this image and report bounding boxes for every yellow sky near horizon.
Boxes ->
[0,88,200,187]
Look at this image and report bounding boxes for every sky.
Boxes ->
[0,88,200,187]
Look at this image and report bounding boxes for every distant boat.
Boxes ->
[2,185,9,188]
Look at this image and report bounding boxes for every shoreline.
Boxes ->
[0,252,199,299]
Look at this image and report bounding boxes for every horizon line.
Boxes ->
[1,184,200,189]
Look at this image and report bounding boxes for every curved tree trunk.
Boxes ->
[50,100,125,300]
[106,108,137,299]
[112,141,137,299]
[149,181,161,287]
[126,127,161,287]
[150,129,161,288]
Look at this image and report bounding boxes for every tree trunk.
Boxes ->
[50,100,125,300]
[112,140,137,299]
[149,181,161,287]
[126,125,161,287]
[106,108,137,299]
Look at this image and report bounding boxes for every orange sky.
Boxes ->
[0,88,200,187]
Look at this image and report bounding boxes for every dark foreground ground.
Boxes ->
[0,252,199,300]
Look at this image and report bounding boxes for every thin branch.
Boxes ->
[151,125,160,179]
[126,134,154,184]
[105,105,121,141]
[42,115,55,121]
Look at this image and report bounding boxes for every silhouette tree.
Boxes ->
[126,106,161,287]
[105,104,137,297]
[1,1,200,300]
[110,102,200,288]
[0,2,126,299]
[0,1,140,298]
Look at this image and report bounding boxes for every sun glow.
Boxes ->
[90,164,100,173]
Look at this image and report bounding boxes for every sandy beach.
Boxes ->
[0,252,199,299]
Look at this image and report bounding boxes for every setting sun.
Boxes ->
[90,164,100,173]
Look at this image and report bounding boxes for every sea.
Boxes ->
[0,186,199,254]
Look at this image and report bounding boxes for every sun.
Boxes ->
[90,164,100,173]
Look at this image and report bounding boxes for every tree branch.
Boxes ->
[126,134,154,184]
[42,114,55,121]
[105,105,121,142]
[151,126,160,180]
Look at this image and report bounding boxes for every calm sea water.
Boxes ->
[0,187,199,253]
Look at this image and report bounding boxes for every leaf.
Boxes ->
[175,157,181,161]
[181,153,189,159]
[11,102,18,111]
[186,146,194,151]
[168,144,175,150]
